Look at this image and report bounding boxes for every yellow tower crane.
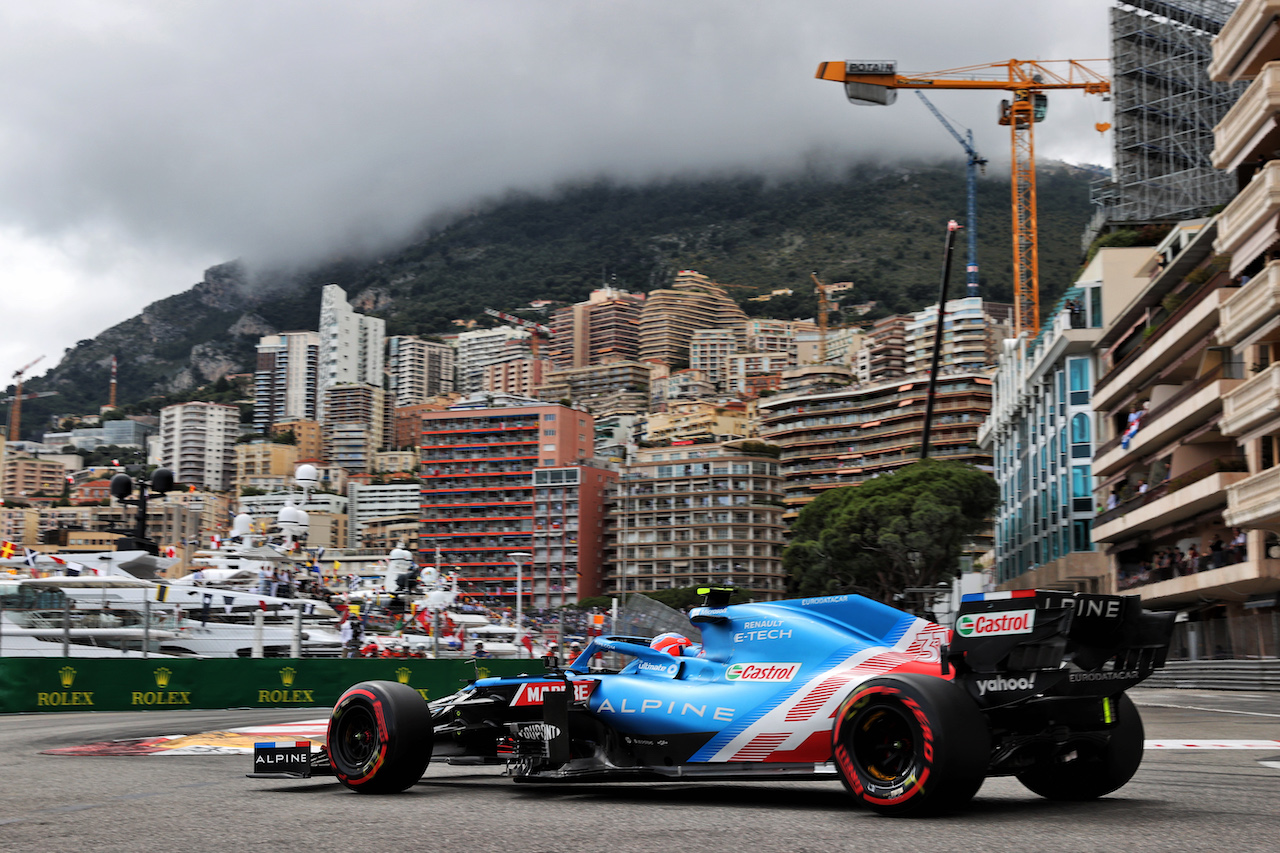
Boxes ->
[815,59,1110,337]
[7,355,44,441]
[810,272,832,363]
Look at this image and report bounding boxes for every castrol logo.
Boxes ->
[955,609,1035,638]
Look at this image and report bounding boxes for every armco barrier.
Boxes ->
[0,657,545,714]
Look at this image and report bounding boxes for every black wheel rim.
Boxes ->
[334,704,380,769]
[851,704,917,784]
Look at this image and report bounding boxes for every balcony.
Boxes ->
[1226,463,1280,528]
[1220,363,1280,438]
[1093,288,1233,412]
[1209,1,1280,83]
[1214,63,1280,171]
[1218,261,1280,345]
[1122,558,1280,609]
[1093,462,1249,543]
[1094,367,1244,477]
[1216,160,1280,274]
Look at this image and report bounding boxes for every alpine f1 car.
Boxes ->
[275,587,1175,816]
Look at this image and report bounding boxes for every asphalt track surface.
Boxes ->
[2,688,1277,853]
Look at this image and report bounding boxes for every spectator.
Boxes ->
[1209,534,1225,568]
[340,618,354,658]
[1138,479,1149,494]
[1186,544,1200,572]
[474,641,489,659]
[1231,527,1248,563]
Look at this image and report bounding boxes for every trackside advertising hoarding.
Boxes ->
[0,658,543,714]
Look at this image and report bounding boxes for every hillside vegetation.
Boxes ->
[13,159,1094,438]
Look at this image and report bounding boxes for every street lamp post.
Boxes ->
[508,552,531,657]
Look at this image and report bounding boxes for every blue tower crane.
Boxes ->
[915,91,986,297]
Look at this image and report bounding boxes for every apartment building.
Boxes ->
[388,335,455,405]
[317,285,385,421]
[642,400,754,444]
[2,456,69,501]
[418,401,614,606]
[548,287,645,369]
[323,384,387,474]
[606,440,787,599]
[759,373,993,519]
[484,358,552,398]
[234,441,300,494]
[981,247,1150,591]
[689,328,740,386]
[159,402,239,492]
[637,271,748,366]
[860,315,908,382]
[1202,3,1280,628]
[254,331,319,434]
[348,483,420,548]
[455,326,532,394]
[903,299,1013,377]
[1088,219,1253,613]
[536,361,653,417]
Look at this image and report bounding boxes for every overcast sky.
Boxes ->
[0,0,1118,384]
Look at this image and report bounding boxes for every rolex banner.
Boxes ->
[0,658,543,714]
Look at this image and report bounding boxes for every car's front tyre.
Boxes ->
[327,680,433,793]
[832,673,990,816]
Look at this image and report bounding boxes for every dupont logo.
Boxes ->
[725,662,800,682]
[976,673,1037,696]
[956,609,1035,638]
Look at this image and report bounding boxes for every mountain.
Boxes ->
[14,159,1095,438]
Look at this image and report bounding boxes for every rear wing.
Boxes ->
[945,590,1176,707]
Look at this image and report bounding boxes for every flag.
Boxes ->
[222,595,234,615]
[0,540,16,559]
[521,635,533,654]
[200,593,213,626]
[24,548,39,569]
[416,609,430,631]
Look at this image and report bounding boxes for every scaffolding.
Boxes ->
[1086,1,1244,245]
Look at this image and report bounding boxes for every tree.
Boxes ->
[783,459,997,605]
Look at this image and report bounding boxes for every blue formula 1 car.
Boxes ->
[311,588,1174,816]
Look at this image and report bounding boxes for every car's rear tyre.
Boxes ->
[327,680,433,793]
[1016,693,1144,801]
[832,673,990,816]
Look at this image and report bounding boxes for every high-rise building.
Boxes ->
[1084,215,1262,624]
[759,374,994,520]
[548,288,645,369]
[980,246,1150,591]
[324,384,386,474]
[318,284,386,421]
[606,439,787,598]
[484,359,553,398]
[388,335,455,405]
[689,328,740,387]
[637,271,748,366]
[903,299,1013,376]
[254,331,319,434]
[536,361,654,417]
[417,401,614,606]
[455,326,532,394]
[862,315,908,382]
[159,402,239,492]
[1086,0,1243,240]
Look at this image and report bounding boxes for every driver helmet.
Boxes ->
[651,632,693,656]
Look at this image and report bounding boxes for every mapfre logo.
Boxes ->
[725,662,800,682]
[511,680,597,707]
[956,610,1035,638]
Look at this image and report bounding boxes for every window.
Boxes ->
[544,429,556,436]
[1067,358,1090,405]
[1071,465,1091,498]
[544,413,556,421]
[1071,413,1091,448]
[1089,286,1103,329]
